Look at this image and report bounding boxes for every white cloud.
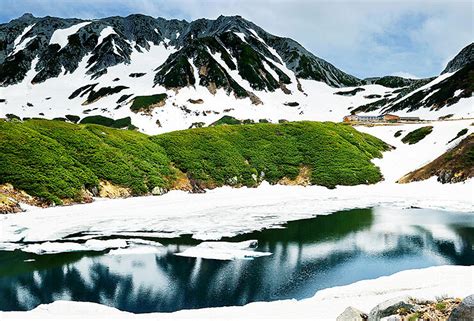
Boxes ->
[390,72,420,79]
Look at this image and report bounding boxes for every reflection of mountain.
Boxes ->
[0,208,472,313]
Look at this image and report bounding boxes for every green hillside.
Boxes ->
[0,119,389,205]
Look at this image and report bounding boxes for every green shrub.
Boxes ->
[0,120,98,204]
[435,302,447,311]
[5,114,20,121]
[394,130,403,138]
[79,115,134,129]
[130,94,167,112]
[80,115,115,127]
[153,121,388,188]
[402,126,433,144]
[0,120,388,203]
[448,128,468,143]
[211,116,242,126]
[110,117,132,129]
[65,114,80,123]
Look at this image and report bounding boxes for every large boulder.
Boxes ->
[337,306,368,321]
[368,296,415,321]
[448,295,474,321]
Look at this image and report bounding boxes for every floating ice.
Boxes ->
[175,240,272,260]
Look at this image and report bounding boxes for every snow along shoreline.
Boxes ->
[1,120,473,250]
[2,265,472,320]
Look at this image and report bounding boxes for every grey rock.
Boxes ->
[337,306,368,321]
[448,295,474,321]
[442,43,474,74]
[90,186,99,196]
[368,296,414,321]
[151,186,167,196]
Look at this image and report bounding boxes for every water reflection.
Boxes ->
[0,207,472,312]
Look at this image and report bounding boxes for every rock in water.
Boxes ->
[337,306,368,321]
[368,296,415,321]
[448,295,474,321]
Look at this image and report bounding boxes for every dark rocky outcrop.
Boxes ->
[363,75,419,88]
[448,295,474,321]
[398,133,474,184]
[334,87,365,96]
[442,43,474,74]
[368,296,416,321]
[337,307,368,321]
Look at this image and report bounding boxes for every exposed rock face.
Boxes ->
[368,296,415,321]
[0,194,22,214]
[98,180,131,198]
[278,166,311,186]
[0,183,42,213]
[337,307,368,321]
[363,76,418,88]
[353,43,473,115]
[448,295,474,321]
[442,43,474,74]
[188,98,204,104]
[151,186,167,195]
[398,134,474,184]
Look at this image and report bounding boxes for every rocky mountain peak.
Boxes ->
[441,42,474,74]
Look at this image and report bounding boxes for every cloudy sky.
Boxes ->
[1,0,472,79]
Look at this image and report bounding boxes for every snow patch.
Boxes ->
[234,32,247,42]
[21,239,127,254]
[0,120,472,246]
[10,36,37,56]
[95,26,116,47]
[13,24,35,47]
[175,240,272,260]
[50,21,91,50]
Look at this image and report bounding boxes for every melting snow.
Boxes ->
[95,26,116,47]
[13,24,35,47]
[50,21,91,50]
[0,120,472,251]
[175,240,272,260]
[234,32,247,42]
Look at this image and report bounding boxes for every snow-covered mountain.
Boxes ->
[0,14,472,134]
[354,43,474,117]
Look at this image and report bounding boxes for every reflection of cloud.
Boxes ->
[0,0,472,78]
[0,209,470,312]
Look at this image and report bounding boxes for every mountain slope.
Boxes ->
[0,119,388,204]
[442,43,474,74]
[0,14,359,88]
[353,43,474,118]
[0,14,472,134]
[398,133,473,184]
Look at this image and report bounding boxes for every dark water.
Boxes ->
[0,207,473,313]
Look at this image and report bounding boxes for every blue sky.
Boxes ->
[1,0,472,79]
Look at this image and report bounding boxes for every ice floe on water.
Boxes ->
[0,177,472,255]
[0,238,163,255]
[0,120,472,255]
[175,240,272,260]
